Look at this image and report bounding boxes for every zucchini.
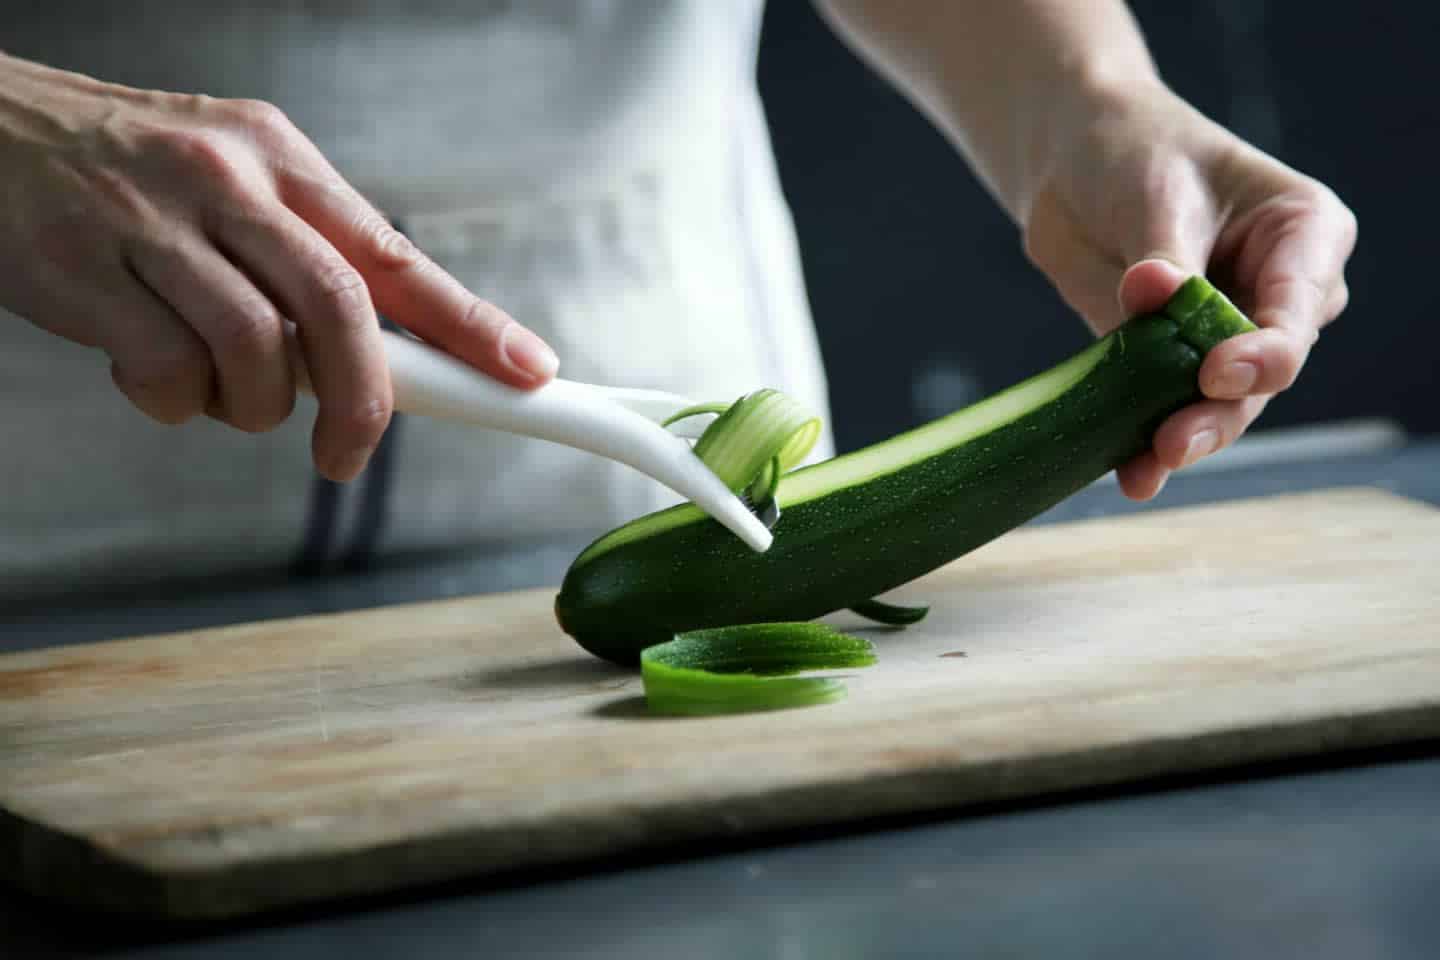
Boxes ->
[556,276,1256,665]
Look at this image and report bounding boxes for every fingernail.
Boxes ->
[1181,428,1219,468]
[1213,361,1258,397]
[502,324,559,381]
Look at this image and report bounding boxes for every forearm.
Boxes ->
[813,0,1164,224]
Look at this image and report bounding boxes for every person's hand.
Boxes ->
[0,53,559,482]
[1022,82,1357,499]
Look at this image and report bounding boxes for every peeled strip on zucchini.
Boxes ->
[641,624,877,716]
[560,276,1257,665]
[666,389,821,511]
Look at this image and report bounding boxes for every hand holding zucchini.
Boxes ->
[557,277,1255,702]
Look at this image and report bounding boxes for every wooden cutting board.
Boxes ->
[3,487,1438,919]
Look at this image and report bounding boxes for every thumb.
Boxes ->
[1118,257,1192,318]
[1117,168,1215,318]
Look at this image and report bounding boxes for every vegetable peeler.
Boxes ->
[290,328,775,552]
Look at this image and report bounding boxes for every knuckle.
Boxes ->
[1303,181,1358,242]
[1296,271,1329,305]
[1257,272,1327,313]
[1292,179,1333,208]
[1330,282,1351,319]
[1338,203,1359,248]
[1019,198,1077,279]
[113,351,208,421]
[1304,179,1342,209]
[226,391,296,434]
[217,375,297,435]
[223,412,267,435]
[128,346,204,389]
[226,98,295,139]
[211,298,283,356]
[1259,186,1333,245]
[130,399,194,426]
[462,296,512,343]
[1020,187,1062,271]
[335,395,392,441]
[310,263,372,320]
[356,211,418,266]
[1021,222,1056,273]
[145,126,251,193]
[1021,230,1047,270]
[134,231,188,264]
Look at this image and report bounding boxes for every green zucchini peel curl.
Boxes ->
[640,623,877,716]
[665,388,820,513]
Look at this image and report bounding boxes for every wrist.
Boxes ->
[1008,65,1170,227]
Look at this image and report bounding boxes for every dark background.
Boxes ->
[757,1,1437,454]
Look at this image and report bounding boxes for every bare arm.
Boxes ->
[0,51,558,482]
[812,1,1357,501]
[813,0,1161,224]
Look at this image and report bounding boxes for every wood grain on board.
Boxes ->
[2,487,1437,917]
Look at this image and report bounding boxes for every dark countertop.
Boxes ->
[4,432,1439,959]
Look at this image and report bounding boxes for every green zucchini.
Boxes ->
[557,276,1255,665]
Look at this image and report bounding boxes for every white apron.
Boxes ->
[0,0,833,598]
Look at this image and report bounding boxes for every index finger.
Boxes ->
[285,177,558,389]
[1202,193,1356,398]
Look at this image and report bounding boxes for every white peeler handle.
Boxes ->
[291,329,773,552]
